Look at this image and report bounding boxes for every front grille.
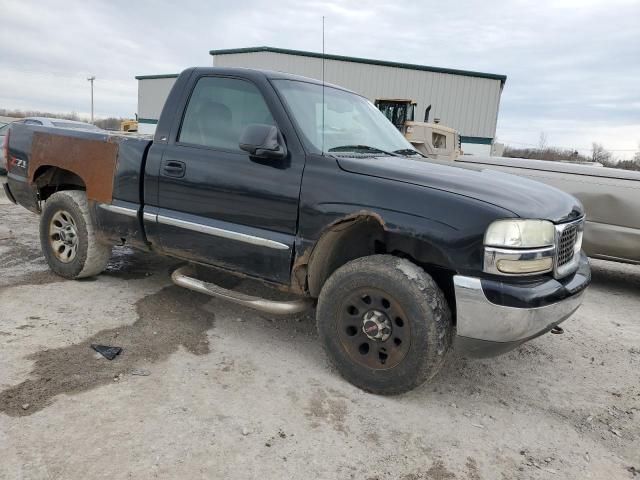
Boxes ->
[554,218,584,278]
[557,223,578,267]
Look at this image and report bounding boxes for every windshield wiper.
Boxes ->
[393,148,425,157]
[328,145,400,157]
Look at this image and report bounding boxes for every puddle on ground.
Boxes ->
[0,286,214,417]
[103,246,178,280]
[0,244,177,290]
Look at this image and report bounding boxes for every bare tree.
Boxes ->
[591,143,612,164]
[538,132,548,151]
[613,144,640,171]
[503,141,640,171]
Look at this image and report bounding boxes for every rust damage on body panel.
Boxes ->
[29,132,119,204]
[291,211,387,296]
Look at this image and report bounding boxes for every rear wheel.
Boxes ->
[39,190,111,279]
[317,255,452,394]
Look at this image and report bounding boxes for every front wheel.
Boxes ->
[316,255,452,394]
[39,190,111,279]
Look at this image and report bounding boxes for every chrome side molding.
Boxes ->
[171,265,313,315]
[142,211,157,222]
[98,203,138,218]
[157,214,289,251]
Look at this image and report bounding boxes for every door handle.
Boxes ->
[162,160,186,178]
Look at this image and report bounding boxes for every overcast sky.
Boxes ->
[1,0,638,157]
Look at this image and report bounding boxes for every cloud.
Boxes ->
[1,0,638,157]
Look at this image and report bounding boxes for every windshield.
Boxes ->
[272,80,416,156]
[376,102,414,130]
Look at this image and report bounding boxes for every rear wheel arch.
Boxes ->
[33,165,86,201]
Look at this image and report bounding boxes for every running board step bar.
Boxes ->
[171,266,313,315]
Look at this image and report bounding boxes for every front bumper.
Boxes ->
[454,253,590,357]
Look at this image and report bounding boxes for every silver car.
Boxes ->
[1,118,101,176]
[18,117,102,131]
[456,155,640,265]
[0,122,9,175]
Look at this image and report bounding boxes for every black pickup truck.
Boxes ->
[3,67,590,394]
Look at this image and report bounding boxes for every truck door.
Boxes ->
[145,75,305,284]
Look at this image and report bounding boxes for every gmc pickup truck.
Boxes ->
[3,67,590,394]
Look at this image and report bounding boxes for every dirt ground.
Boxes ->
[0,188,638,480]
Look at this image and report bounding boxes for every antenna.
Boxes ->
[322,15,325,156]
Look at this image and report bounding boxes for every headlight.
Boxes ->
[484,220,555,276]
[485,219,554,248]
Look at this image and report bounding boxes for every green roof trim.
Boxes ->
[138,118,158,124]
[209,46,507,84]
[135,73,179,80]
[460,136,493,145]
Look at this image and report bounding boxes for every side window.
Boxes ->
[179,77,275,151]
[432,132,447,149]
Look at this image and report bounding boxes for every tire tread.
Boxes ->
[316,254,452,394]
[40,190,111,279]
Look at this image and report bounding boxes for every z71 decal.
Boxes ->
[10,157,27,169]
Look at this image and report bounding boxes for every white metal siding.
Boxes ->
[212,51,502,139]
[138,77,177,121]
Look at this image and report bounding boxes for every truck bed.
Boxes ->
[5,123,152,213]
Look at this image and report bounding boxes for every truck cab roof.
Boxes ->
[185,67,355,94]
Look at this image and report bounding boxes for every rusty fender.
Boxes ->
[29,132,119,204]
[291,210,386,295]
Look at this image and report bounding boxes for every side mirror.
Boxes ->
[239,124,287,160]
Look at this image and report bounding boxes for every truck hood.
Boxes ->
[335,156,584,223]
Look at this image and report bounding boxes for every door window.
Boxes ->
[432,132,447,149]
[179,77,275,151]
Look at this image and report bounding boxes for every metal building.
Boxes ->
[136,46,506,154]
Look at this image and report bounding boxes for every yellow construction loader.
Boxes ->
[374,99,461,160]
[120,119,138,133]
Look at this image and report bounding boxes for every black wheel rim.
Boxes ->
[336,287,411,370]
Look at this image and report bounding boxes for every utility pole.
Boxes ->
[87,76,96,123]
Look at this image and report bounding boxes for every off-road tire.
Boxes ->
[317,255,452,394]
[39,190,111,279]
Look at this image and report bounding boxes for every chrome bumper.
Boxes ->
[454,275,585,349]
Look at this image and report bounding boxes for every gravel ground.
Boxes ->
[0,188,638,480]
